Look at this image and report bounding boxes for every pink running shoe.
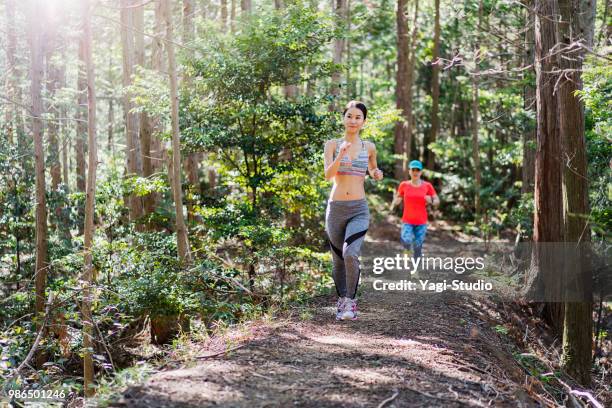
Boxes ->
[341,298,358,320]
[335,297,347,320]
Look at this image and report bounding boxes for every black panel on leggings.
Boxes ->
[345,229,368,246]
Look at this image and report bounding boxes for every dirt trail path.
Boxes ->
[112,218,537,407]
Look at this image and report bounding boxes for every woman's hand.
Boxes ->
[338,141,352,157]
[390,194,402,211]
[371,168,383,181]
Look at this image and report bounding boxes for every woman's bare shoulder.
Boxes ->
[324,139,338,149]
[365,140,376,151]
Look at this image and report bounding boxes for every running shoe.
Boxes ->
[341,298,358,320]
[335,297,347,320]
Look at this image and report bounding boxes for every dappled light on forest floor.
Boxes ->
[110,221,541,407]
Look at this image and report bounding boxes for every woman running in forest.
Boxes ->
[324,101,384,321]
[391,160,439,260]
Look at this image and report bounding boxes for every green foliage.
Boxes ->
[0,135,35,280]
[493,325,509,335]
[509,193,535,240]
[181,1,339,258]
[580,58,612,241]
[430,132,522,235]
[110,233,198,317]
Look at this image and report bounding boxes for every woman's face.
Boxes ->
[343,107,365,133]
[410,168,422,180]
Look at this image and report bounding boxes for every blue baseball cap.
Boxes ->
[409,160,423,170]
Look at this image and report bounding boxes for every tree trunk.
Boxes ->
[49,62,72,242]
[163,0,192,263]
[43,3,70,244]
[471,85,481,217]
[405,1,419,162]
[221,0,228,31]
[241,0,252,14]
[133,1,156,217]
[150,0,167,181]
[59,59,69,189]
[108,98,114,152]
[330,0,347,111]
[394,0,409,179]
[62,112,69,187]
[27,0,49,368]
[183,0,201,223]
[77,44,88,181]
[274,0,301,232]
[231,0,236,32]
[4,0,23,143]
[81,0,98,396]
[524,0,565,331]
[424,0,440,171]
[200,0,209,20]
[471,0,483,218]
[44,4,62,191]
[394,0,419,180]
[345,0,352,99]
[121,0,145,225]
[558,0,596,387]
[184,0,196,40]
[133,3,145,67]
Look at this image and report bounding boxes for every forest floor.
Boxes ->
[105,212,557,408]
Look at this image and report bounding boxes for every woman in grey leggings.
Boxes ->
[323,101,384,320]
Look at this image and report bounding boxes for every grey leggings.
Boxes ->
[325,199,370,299]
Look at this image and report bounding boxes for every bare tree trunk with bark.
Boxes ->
[221,0,228,31]
[183,0,201,223]
[59,57,69,188]
[424,0,440,171]
[241,0,252,14]
[80,0,97,396]
[4,0,23,144]
[43,3,63,191]
[151,0,166,175]
[394,0,419,179]
[132,2,156,218]
[121,0,144,225]
[558,0,596,387]
[231,0,237,32]
[76,38,88,235]
[330,0,347,111]
[394,0,409,179]
[26,0,49,368]
[163,0,192,263]
[471,0,483,218]
[524,0,565,332]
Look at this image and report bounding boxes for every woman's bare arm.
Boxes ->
[324,140,342,180]
[367,142,383,180]
[425,195,440,206]
[390,191,402,210]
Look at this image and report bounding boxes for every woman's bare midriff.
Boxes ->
[330,175,366,201]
